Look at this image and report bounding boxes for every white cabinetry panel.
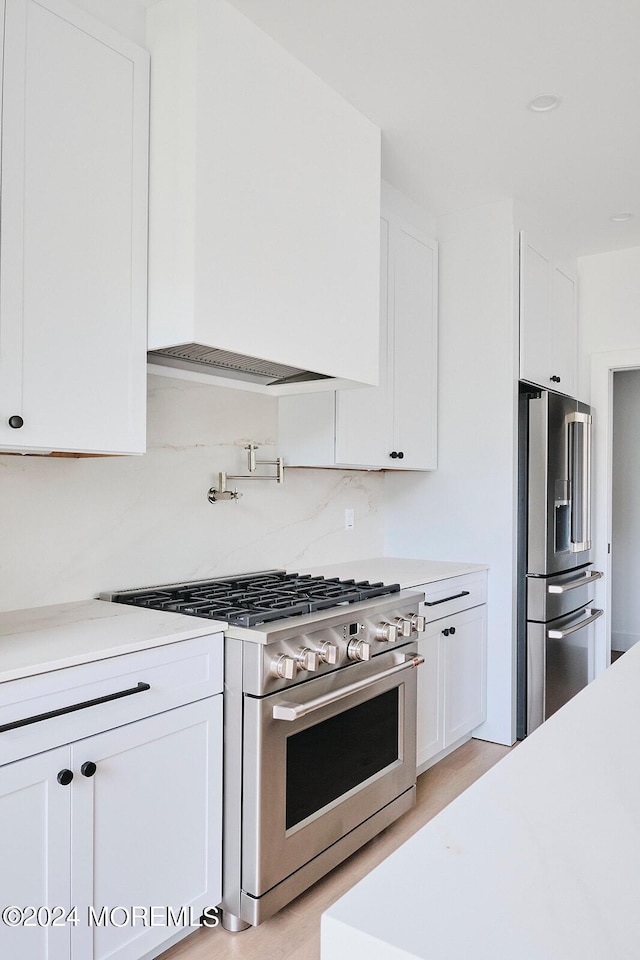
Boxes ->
[0,0,148,454]
[416,629,443,767]
[551,267,577,396]
[519,238,551,390]
[334,218,391,466]
[0,747,71,960]
[0,635,223,960]
[71,699,222,960]
[519,231,577,397]
[443,607,487,746]
[415,573,487,773]
[391,223,437,468]
[281,197,437,470]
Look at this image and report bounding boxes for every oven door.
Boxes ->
[241,646,421,898]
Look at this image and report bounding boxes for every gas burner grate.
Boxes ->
[111,572,400,626]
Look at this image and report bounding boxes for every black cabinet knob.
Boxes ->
[8,415,24,429]
[81,761,97,778]
[442,628,450,637]
[450,626,456,635]
[57,769,73,786]
[389,451,398,459]
[397,451,404,459]
[550,375,561,384]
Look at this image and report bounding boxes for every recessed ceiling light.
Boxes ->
[610,212,633,222]
[528,94,562,112]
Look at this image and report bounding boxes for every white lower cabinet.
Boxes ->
[0,639,223,960]
[415,574,487,773]
[0,747,71,960]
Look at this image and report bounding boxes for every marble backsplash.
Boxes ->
[0,375,385,612]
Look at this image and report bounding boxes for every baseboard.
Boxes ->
[611,631,640,653]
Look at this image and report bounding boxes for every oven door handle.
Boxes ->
[272,655,425,721]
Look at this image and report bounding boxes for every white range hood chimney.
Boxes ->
[146,0,381,395]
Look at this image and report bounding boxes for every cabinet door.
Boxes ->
[70,698,222,960]
[0,0,148,455]
[390,223,438,470]
[519,233,552,389]
[551,267,576,396]
[0,747,71,960]
[416,626,444,771]
[335,217,391,466]
[443,607,487,747]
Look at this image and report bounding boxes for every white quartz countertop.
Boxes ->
[322,643,640,960]
[295,557,488,589]
[0,599,226,684]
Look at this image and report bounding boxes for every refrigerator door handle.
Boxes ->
[547,607,603,639]
[547,570,603,594]
[567,411,592,552]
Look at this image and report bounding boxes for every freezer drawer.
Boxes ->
[527,567,603,622]
[527,606,603,734]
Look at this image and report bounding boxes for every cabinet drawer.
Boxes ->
[0,634,222,766]
[420,572,487,623]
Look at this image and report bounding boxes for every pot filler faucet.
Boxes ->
[208,443,284,503]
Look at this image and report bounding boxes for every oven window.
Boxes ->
[285,688,399,830]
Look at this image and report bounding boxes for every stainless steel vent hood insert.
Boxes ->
[147,344,331,387]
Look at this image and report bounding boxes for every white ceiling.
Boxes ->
[226,0,640,259]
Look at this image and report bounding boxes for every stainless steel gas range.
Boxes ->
[108,571,425,931]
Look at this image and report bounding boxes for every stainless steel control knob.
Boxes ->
[295,647,319,672]
[318,641,338,665]
[272,654,296,680]
[409,613,426,633]
[374,621,399,643]
[347,639,371,662]
[396,616,413,638]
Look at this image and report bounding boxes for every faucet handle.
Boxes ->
[207,486,243,504]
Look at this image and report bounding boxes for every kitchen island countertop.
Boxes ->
[322,640,640,959]
[295,557,488,589]
[0,599,225,683]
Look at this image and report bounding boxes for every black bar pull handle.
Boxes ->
[423,590,470,607]
[0,682,151,735]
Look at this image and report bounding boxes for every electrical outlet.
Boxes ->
[344,508,355,531]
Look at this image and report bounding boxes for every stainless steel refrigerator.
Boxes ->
[517,386,603,739]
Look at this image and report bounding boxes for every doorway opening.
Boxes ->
[591,348,640,677]
[611,369,640,661]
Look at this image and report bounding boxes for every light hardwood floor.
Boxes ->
[158,739,511,960]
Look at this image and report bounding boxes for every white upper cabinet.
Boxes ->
[145,0,381,394]
[280,186,438,469]
[519,231,577,397]
[0,0,149,455]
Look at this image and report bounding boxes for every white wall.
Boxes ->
[68,0,147,44]
[611,370,640,651]
[0,375,385,612]
[384,199,519,746]
[578,245,640,672]
[578,246,640,402]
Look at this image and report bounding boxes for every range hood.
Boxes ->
[145,0,381,397]
[147,344,330,388]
